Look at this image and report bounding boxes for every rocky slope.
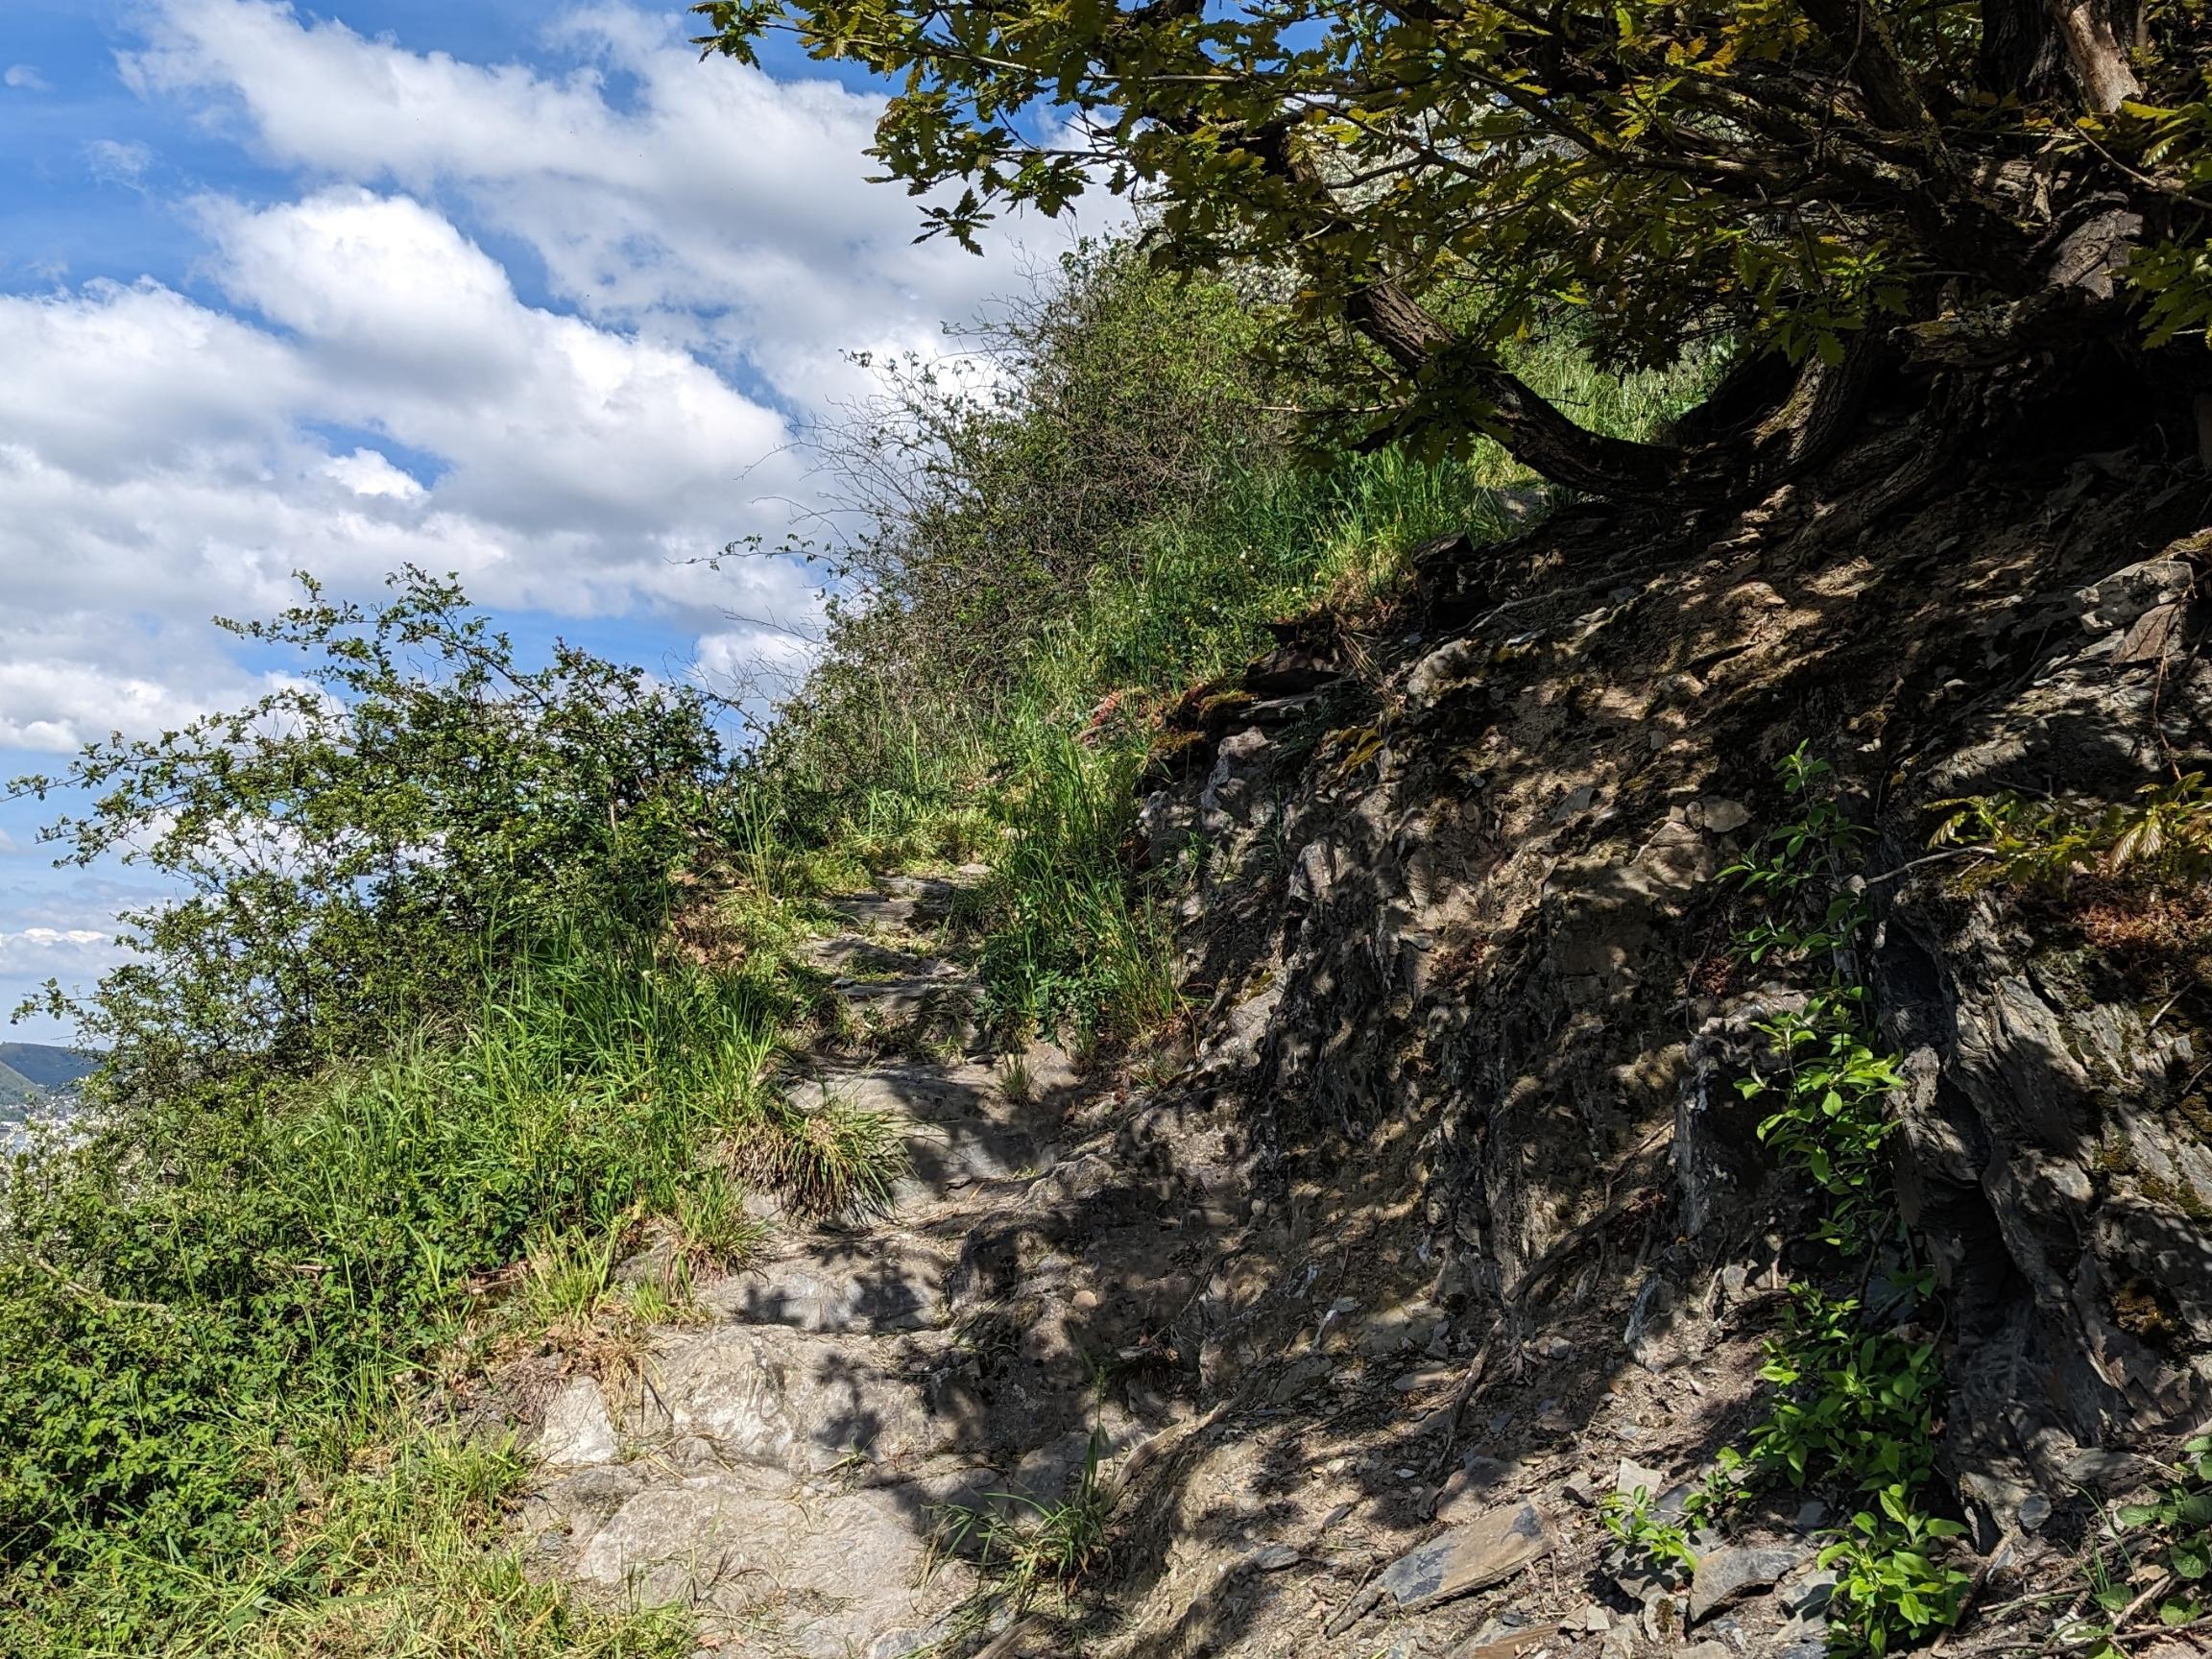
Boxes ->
[518,421,2212,1658]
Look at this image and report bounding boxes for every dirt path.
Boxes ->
[515,874,1129,1658]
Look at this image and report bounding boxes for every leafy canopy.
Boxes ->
[696,0,2212,482]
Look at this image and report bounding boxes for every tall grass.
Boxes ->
[0,926,794,1655]
[179,1434,696,1659]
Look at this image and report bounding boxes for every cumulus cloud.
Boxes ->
[4,65,53,92]
[119,0,1078,403]
[2,0,1102,757]
[0,198,824,748]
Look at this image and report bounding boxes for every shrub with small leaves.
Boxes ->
[1818,1490,1973,1657]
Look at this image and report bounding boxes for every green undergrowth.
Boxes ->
[2067,1434,2212,1655]
[745,445,1526,1053]
[1607,748,1967,1655]
[0,926,807,1654]
[1931,773,2212,892]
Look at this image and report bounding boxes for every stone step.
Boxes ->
[820,868,987,934]
[698,1233,950,1335]
[831,972,975,1022]
[788,1061,998,1121]
[822,891,922,933]
[629,1323,953,1477]
[880,868,987,903]
[799,935,947,976]
[538,1456,968,1659]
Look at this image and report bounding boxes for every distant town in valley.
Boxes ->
[0,1043,100,1136]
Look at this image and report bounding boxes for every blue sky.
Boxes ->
[0,0,1090,1042]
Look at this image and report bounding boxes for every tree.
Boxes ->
[695,0,2212,499]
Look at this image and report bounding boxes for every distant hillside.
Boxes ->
[0,1044,100,1092]
[0,1063,37,1112]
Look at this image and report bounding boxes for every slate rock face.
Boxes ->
[515,467,2212,1659]
[1150,496,2212,1574]
[1874,541,2212,1538]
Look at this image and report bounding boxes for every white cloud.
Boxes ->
[0,0,1106,757]
[0,198,825,749]
[6,927,109,950]
[325,448,424,500]
[85,138,155,188]
[0,654,282,753]
[0,878,144,1038]
[694,622,822,710]
[118,0,1082,404]
[0,923,122,1024]
[4,65,53,92]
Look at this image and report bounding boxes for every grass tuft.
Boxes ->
[738,1094,911,1223]
[932,1427,1116,1616]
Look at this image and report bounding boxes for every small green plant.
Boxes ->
[1735,992,1906,1256]
[1684,1447,1752,1526]
[1818,1491,1973,1656]
[933,1428,1115,1613]
[2120,1433,2212,1605]
[1748,1289,1945,1493]
[1601,1485,1699,1582]
[514,1226,627,1336]
[1932,775,2212,893]
[1719,745,1871,954]
[998,1050,1035,1104]
[622,1271,707,1327]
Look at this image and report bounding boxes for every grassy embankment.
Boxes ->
[0,250,1704,1655]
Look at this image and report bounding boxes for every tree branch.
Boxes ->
[1796,0,1952,161]
[2044,0,2142,114]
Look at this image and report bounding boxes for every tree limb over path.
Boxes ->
[694,0,2212,500]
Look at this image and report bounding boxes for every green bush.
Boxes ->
[12,569,732,1083]
[0,579,782,1650]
